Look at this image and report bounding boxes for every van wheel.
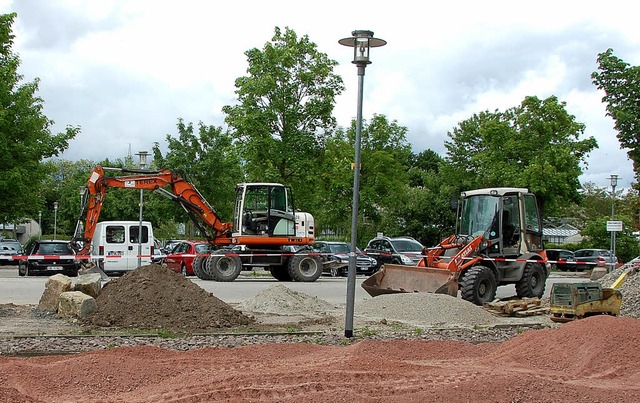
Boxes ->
[206,254,242,282]
[516,263,546,298]
[288,255,322,282]
[460,265,497,305]
[194,255,212,280]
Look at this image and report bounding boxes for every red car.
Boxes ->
[163,240,214,276]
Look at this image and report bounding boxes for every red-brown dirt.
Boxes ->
[1,315,639,402]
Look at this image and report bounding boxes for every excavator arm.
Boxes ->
[72,165,232,255]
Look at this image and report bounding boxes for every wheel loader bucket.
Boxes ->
[361,264,458,297]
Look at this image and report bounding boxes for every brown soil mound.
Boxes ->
[83,264,253,332]
[2,316,640,402]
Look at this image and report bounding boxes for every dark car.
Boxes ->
[163,240,214,276]
[18,240,79,277]
[545,249,576,271]
[363,236,424,269]
[312,241,378,277]
[0,239,23,265]
[573,249,618,272]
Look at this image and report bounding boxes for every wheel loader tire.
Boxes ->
[270,265,292,281]
[460,265,497,305]
[193,254,212,280]
[287,254,323,282]
[515,262,546,298]
[205,254,243,282]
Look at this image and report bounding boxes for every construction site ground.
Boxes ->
[1,264,640,402]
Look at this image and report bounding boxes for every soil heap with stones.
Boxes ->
[82,264,253,333]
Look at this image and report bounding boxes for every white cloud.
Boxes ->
[1,0,638,190]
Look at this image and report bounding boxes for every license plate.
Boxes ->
[47,266,63,270]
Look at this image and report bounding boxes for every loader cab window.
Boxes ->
[459,195,500,239]
[501,196,521,251]
[524,194,543,251]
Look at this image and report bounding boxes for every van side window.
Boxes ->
[106,226,125,244]
[129,226,149,243]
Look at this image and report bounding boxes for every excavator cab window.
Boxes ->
[459,195,500,239]
[501,195,521,253]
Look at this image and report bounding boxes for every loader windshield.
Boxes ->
[459,195,500,237]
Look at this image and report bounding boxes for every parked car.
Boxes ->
[312,241,378,277]
[363,236,424,269]
[573,249,618,272]
[545,249,576,271]
[163,240,214,276]
[18,240,79,277]
[0,239,23,266]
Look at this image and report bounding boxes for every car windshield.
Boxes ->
[195,244,213,254]
[329,243,350,253]
[390,239,423,252]
[36,243,72,255]
[0,242,21,251]
[575,250,595,257]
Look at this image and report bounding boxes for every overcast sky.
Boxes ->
[1,0,637,190]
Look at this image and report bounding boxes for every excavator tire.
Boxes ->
[287,254,323,282]
[206,254,243,282]
[460,265,497,305]
[193,254,212,280]
[270,265,293,281]
[515,262,546,298]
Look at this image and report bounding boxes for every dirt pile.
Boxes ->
[83,264,253,332]
[595,260,640,318]
[356,292,500,328]
[237,283,340,315]
[2,315,640,402]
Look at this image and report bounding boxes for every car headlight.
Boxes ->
[400,254,412,264]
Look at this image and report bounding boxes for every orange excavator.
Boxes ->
[71,165,322,282]
[362,188,549,305]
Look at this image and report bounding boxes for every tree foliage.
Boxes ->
[0,13,79,225]
[223,26,344,212]
[443,96,597,214]
[152,119,244,231]
[592,48,640,182]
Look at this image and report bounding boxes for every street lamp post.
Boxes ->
[38,211,42,240]
[339,30,386,338]
[53,202,58,240]
[136,151,149,268]
[609,174,618,272]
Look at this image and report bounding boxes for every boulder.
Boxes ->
[73,273,102,298]
[38,274,72,312]
[58,291,97,319]
[590,267,608,281]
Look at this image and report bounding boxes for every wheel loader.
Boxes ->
[362,187,549,305]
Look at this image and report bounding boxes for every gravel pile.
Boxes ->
[356,293,500,328]
[237,284,341,315]
[595,258,640,318]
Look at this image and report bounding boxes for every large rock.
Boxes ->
[38,274,72,312]
[73,273,102,298]
[58,291,97,319]
[591,267,608,281]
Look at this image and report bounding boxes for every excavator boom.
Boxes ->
[73,166,232,255]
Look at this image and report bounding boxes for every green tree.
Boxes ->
[222,26,344,212]
[443,95,597,215]
[317,115,412,245]
[592,48,640,182]
[152,119,244,230]
[0,13,79,226]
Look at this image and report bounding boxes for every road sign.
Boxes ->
[607,221,623,232]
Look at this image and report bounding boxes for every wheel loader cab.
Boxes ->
[458,188,543,257]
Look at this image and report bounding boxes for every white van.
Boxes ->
[91,221,155,273]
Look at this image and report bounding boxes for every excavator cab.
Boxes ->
[362,187,547,305]
[233,183,297,237]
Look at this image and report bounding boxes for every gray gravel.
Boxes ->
[0,283,555,356]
